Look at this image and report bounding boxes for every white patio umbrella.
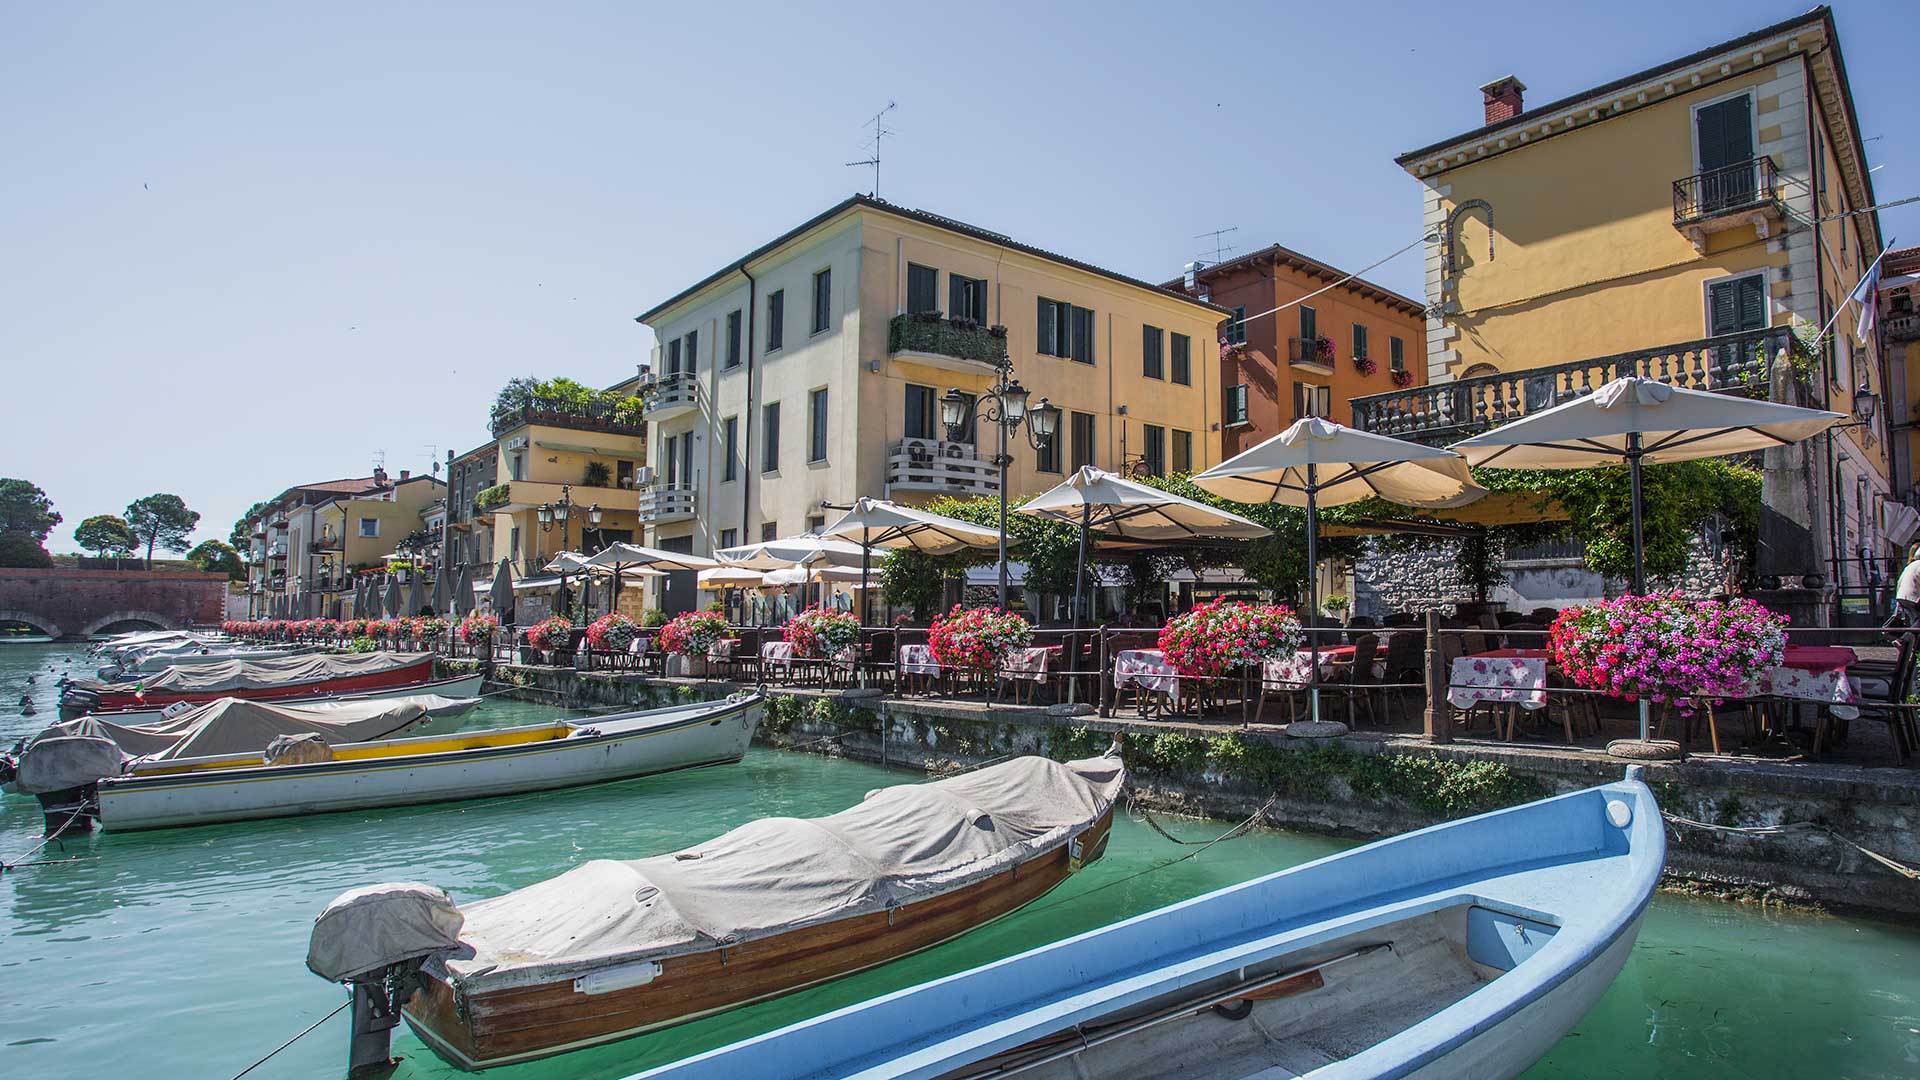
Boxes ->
[698,565,765,589]
[583,542,716,616]
[1451,376,1843,743]
[544,551,591,617]
[715,535,867,571]
[1192,417,1483,724]
[820,497,1001,623]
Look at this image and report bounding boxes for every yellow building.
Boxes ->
[310,474,445,578]
[1375,6,1889,597]
[634,195,1227,613]
[241,469,444,617]
[481,376,649,615]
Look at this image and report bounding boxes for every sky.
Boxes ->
[6,1,1916,553]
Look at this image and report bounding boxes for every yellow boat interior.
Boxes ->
[128,722,578,777]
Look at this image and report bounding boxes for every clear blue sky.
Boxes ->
[7,1,1913,553]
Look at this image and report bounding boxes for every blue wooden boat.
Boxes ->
[627,767,1664,1080]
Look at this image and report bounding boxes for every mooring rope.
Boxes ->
[226,999,350,1080]
[1662,813,1920,882]
[0,804,88,872]
[1022,791,1282,920]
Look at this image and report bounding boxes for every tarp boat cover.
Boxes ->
[318,755,1126,995]
[14,697,429,794]
[72,651,431,695]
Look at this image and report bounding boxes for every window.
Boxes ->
[811,268,832,334]
[1352,324,1368,360]
[1141,425,1166,478]
[808,388,829,463]
[1226,384,1249,426]
[1390,336,1405,372]
[951,275,988,323]
[1293,382,1331,419]
[1038,298,1095,362]
[617,459,634,488]
[509,525,520,562]
[1707,274,1767,337]
[725,310,742,368]
[1071,305,1096,364]
[358,517,379,538]
[1172,430,1193,474]
[508,451,525,481]
[663,435,679,487]
[1225,306,1247,345]
[766,290,784,352]
[722,416,738,482]
[1037,418,1061,473]
[1171,333,1191,385]
[1070,411,1096,470]
[1142,325,1164,379]
[907,263,939,314]
[904,384,936,440]
[683,330,697,374]
[666,337,681,374]
[1299,305,1317,342]
[761,522,778,542]
[762,402,780,472]
[720,528,738,549]
[806,514,825,532]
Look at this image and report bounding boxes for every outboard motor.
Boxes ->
[14,735,122,834]
[307,883,465,1076]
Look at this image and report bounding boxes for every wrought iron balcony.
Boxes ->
[1349,326,1802,442]
[1673,157,1783,250]
[885,438,1001,497]
[491,393,647,438]
[1288,336,1334,373]
[888,313,1007,372]
[1886,311,1920,342]
[642,372,699,422]
[639,483,697,525]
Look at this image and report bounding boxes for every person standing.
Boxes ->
[1885,544,1920,627]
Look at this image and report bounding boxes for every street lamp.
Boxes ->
[538,484,578,613]
[942,367,1061,609]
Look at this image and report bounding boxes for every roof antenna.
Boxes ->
[1195,226,1239,264]
[846,101,897,198]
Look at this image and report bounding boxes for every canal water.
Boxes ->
[2,643,1917,1079]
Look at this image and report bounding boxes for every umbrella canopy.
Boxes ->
[544,551,591,574]
[582,543,720,573]
[385,575,403,618]
[698,566,765,589]
[433,564,450,616]
[822,497,1002,626]
[1192,417,1484,510]
[454,562,476,617]
[716,535,867,571]
[488,559,513,618]
[352,577,365,617]
[1019,465,1272,540]
[407,572,425,618]
[763,565,871,587]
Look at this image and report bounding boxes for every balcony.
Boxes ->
[1349,326,1803,442]
[1886,311,1920,342]
[884,438,1002,498]
[472,479,636,516]
[888,313,1007,373]
[1673,157,1784,252]
[269,541,288,560]
[643,372,700,422]
[491,394,646,439]
[1288,336,1334,375]
[640,484,697,526]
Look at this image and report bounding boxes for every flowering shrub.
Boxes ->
[785,605,861,658]
[585,613,642,652]
[341,619,368,639]
[659,610,729,656]
[365,619,396,641]
[1548,594,1787,711]
[1219,339,1249,362]
[413,617,448,641]
[308,619,341,640]
[1315,336,1335,362]
[1352,354,1378,376]
[393,617,419,641]
[1390,367,1415,388]
[458,613,499,645]
[1157,601,1304,680]
[526,616,577,650]
[928,606,1033,674]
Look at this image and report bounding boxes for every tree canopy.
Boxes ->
[229,500,269,550]
[125,493,201,568]
[186,538,245,579]
[74,514,138,561]
[0,479,61,541]
[492,375,645,427]
[0,532,53,568]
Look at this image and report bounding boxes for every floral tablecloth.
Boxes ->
[899,643,939,676]
[709,638,736,659]
[1000,646,1051,682]
[1262,646,1376,689]
[760,640,794,668]
[1448,654,1549,711]
[1748,661,1859,720]
[1114,648,1181,700]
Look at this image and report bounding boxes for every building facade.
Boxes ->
[1173,245,1426,455]
[241,470,443,616]
[1372,7,1889,599]
[633,196,1229,613]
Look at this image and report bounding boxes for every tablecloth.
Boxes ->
[1114,648,1181,700]
[1448,654,1549,711]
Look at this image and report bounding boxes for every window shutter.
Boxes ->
[1737,275,1765,331]
[1300,305,1317,341]
[686,330,697,374]
[1037,299,1055,355]
[947,274,964,319]
[1292,382,1304,419]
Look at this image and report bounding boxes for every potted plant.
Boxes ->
[786,605,861,660]
[586,612,642,654]
[1322,594,1352,623]
[1352,354,1378,377]
[658,610,730,676]
[583,461,612,487]
[525,615,577,661]
[1548,594,1786,713]
[1315,336,1336,363]
[928,605,1033,676]
[1157,600,1303,687]
[1391,368,1415,388]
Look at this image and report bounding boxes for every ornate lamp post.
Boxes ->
[941,367,1061,609]
[537,484,575,613]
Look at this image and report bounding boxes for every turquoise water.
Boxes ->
[2,642,1917,1079]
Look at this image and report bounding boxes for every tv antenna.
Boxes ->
[1196,226,1239,263]
[372,449,386,472]
[846,101,897,198]
[422,445,441,474]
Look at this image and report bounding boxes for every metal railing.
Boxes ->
[1349,326,1800,441]
[491,394,646,438]
[1674,156,1779,225]
[887,313,1007,366]
[641,483,697,524]
[642,372,699,419]
[885,439,1001,497]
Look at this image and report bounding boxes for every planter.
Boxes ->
[667,655,711,678]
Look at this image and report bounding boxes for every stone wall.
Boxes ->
[0,567,229,639]
[1353,532,1733,619]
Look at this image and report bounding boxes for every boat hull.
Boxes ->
[94,696,761,831]
[80,672,485,725]
[81,654,435,711]
[403,804,1116,1070]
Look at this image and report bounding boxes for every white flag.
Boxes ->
[1851,239,1896,344]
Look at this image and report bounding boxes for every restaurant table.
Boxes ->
[1000,646,1052,682]
[760,639,794,676]
[898,643,939,676]
[1113,648,1181,704]
[1448,653,1550,712]
[1260,645,1362,689]
[1749,644,1859,721]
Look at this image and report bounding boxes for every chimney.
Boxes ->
[1480,76,1526,126]
[399,469,411,481]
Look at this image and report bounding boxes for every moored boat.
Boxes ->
[307,750,1127,1072]
[626,767,1663,1080]
[77,671,485,725]
[91,691,763,831]
[61,652,436,714]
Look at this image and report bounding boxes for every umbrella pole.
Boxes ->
[1069,504,1091,705]
[1628,433,1649,740]
[860,527,871,689]
[1306,466,1321,725]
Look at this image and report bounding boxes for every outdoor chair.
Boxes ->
[1819,633,1916,763]
[1495,611,1525,628]
[1381,612,1417,628]
[1378,630,1424,727]
[1330,633,1383,729]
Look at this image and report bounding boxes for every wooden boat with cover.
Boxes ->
[59,651,436,714]
[305,751,1126,1072]
[628,767,1664,1080]
[76,671,485,725]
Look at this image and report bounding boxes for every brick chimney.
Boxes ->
[1479,76,1526,126]
[399,469,411,481]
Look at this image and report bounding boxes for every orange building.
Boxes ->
[1172,245,1426,457]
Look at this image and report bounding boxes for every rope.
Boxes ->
[1663,813,1919,882]
[227,999,350,1080]
[1,805,88,872]
[1022,791,1280,919]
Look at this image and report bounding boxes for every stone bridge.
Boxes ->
[0,568,230,640]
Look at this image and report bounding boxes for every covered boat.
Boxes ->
[626,767,1664,1080]
[75,672,485,725]
[310,751,1126,1072]
[89,691,763,832]
[61,652,436,713]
